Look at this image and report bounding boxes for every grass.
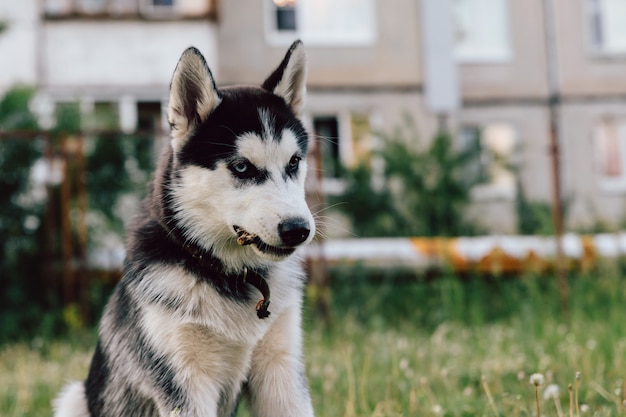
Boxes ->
[1,263,626,417]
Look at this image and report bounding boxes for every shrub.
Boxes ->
[333,118,483,237]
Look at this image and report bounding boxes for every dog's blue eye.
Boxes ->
[230,159,261,180]
[234,161,249,173]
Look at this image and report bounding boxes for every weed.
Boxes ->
[1,266,625,416]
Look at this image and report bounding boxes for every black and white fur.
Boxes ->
[54,41,315,417]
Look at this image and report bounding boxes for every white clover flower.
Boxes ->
[543,384,560,400]
[530,373,545,387]
[580,403,590,413]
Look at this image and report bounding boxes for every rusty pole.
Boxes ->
[543,0,569,316]
[75,134,90,323]
[59,133,75,305]
[308,130,331,326]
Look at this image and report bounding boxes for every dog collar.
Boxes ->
[160,221,271,319]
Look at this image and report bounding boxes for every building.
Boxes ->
[0,0,218,134]
[2,0,626,235]
[219,0,626,234]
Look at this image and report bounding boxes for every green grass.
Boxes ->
[0,334,94,417]
[2,264,626,417]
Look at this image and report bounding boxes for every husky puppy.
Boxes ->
[54,40,315,417]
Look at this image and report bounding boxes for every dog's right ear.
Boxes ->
[168,47,221,152]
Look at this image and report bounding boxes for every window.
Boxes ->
[587,0,626,55]
[459,122,518,199]
[265,0,376,46]
[314,116,341,179]
[310,113,372,194]
[137,102,163,133]
[44,0,181,17]
[451,0,512,62]
[79,0,106,14]
[273,0,297,32]
[140,0,175,16]
[593,118,626,192]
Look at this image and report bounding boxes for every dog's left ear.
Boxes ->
[262,40,307,116]
[168,47,221,151]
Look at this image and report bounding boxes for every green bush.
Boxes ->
[334,118,483,237]
[0,89,155,344]
[0,87,53,343]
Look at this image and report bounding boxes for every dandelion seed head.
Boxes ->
[575,371,581,381]
[432,404,443,415]
[543,384,560,400]
[580,403,590,413]
[530,373,545,387]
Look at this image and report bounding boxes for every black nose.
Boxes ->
[278,218,311,247]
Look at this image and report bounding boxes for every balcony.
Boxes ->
[43,0,217,21]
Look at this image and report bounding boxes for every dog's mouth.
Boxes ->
[233,225,296,258]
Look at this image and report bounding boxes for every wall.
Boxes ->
[217,0,422,88]
[0,0,39,91]
[458,0,549,101]
[42,20,218,93]
[556,0,626,96]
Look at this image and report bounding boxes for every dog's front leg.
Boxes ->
[247,306,314,417]
[144,319,252,417]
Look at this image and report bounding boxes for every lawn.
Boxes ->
[2,264,625,417]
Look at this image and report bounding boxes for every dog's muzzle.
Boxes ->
[233,219,311,257]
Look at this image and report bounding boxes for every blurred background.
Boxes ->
[1,1,626,416]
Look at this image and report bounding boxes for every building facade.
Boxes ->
[2,0,626,234]
[0,0,218,134]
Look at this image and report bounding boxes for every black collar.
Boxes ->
[161,220,271,319]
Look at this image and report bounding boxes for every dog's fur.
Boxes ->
[54,41,315,417]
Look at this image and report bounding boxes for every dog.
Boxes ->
[53,40,316,417]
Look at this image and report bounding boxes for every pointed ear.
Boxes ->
[168,47,221,151]
[262,40,307,116]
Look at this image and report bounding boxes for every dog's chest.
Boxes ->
[136,262,301,343]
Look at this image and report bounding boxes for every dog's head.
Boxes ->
[165,41,314,269]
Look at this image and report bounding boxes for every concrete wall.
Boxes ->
[0,0,39,91]
[458,0,549,101]
[454,104,552,233]
[556,0,626,96]
[560,101,626,229]
[42,20,218,93]
[217,0,422,88]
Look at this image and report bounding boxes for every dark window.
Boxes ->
[274,0,297,31]
[137,102,162,133]
[314,116,341,178]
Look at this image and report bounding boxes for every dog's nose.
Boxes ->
[278,218,311,246]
